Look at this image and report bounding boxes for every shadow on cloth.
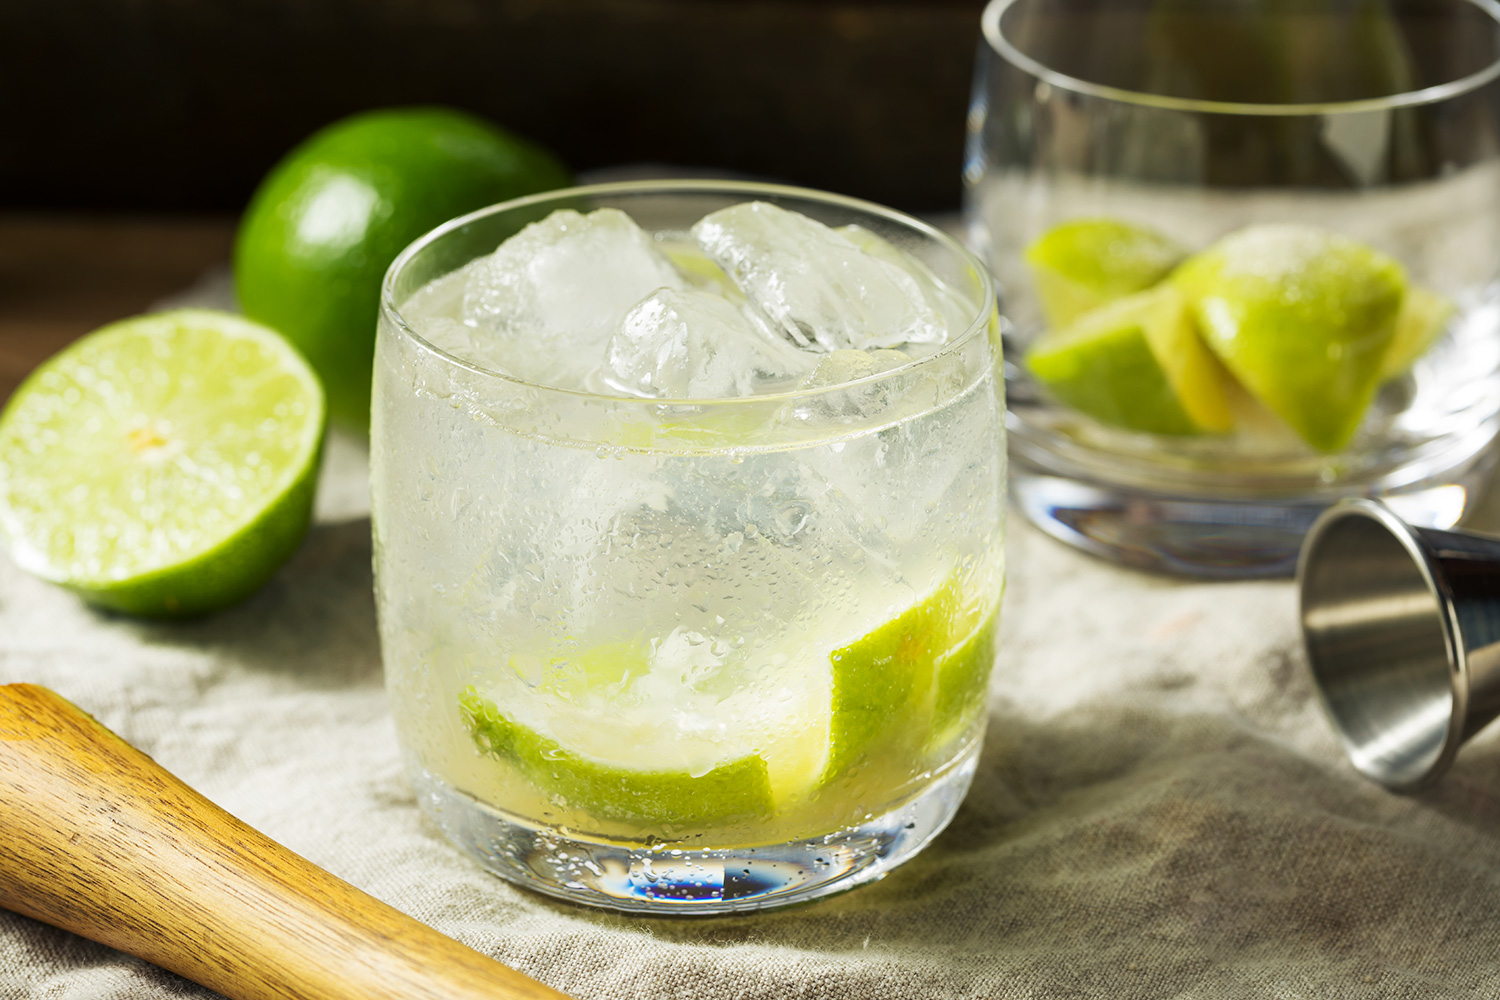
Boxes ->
[128,518,382,689]
[540,698,1500,995]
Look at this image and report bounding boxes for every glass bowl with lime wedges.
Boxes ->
[967,0,1500,577]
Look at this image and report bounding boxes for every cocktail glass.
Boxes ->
[371,181,1007,914]
[967,0,1500,577]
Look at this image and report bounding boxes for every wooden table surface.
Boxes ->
[0,214,237,403]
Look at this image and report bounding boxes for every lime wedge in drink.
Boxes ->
[824,581,954,780]
[459,577,999,826]
[1025,219,1188,328]
[1026,284,1234,436]
[1380,285,1453,381]
[825,575,1000,783]
[459,688,775,827]
[1172,224,1405,453]
[460,635,782,827]
[0,310,325,617]
[932,612,1000,750]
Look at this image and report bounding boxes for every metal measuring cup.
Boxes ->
[1297,498,1500,791]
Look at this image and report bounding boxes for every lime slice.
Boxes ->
[1380,285,1453,381]
[1026,285,1234,436]
[0,309,325,617]
[459,688,774,827]
[666,245,741,297]
[1172,224,1405,453]
[461,635,785,827]
[1025,219,1188,328]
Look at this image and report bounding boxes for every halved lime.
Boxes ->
[0,309,326,617]
[1025,219,1188,328]
[1172,224,1405,453]
[1026,285,1234,436]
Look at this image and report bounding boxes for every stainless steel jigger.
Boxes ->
[1297,498,1500,791]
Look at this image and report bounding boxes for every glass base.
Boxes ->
[1012,458,1495,579]
[411,741,979,915]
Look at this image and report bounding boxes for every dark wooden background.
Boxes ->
[0,1,990,399]
[0,0,990,215]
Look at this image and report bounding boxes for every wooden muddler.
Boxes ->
[0,683,573,1000]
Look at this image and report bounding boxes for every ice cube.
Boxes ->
[836,224,974,342]
[603,287,815,399]
[691,202,950,353]
[409,316,488,369]
[459,208,686,387]
[784,348,913,424]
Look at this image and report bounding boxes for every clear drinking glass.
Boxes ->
[371,181,1007,914]
[966,0,1500,577]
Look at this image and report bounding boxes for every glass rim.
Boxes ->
[380,179,996,409]
[981,0,1500,117]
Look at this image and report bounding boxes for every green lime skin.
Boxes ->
[234,107,571,430]
[0,310,326,618]
[1026,290,1205,437]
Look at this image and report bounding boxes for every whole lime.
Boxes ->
[234,107,571,430]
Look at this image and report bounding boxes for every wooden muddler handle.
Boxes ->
[0,683,573,1000]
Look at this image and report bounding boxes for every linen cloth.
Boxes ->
[7,288,1500,1000]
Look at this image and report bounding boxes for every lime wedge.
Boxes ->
[824,582,954,780]
[0,309,325,617]
[459,576,1000,825]
[459,688,775,827]
[823,574,1000,784]
[1380,285,1453,381]
[1026,285,1233,436]
[1172,225,1405,453]
[1025,219,1188,328]
[932,612,1000,749]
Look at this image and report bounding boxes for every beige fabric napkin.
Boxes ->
[7,261,1500,999]
[7,430,1500,998]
